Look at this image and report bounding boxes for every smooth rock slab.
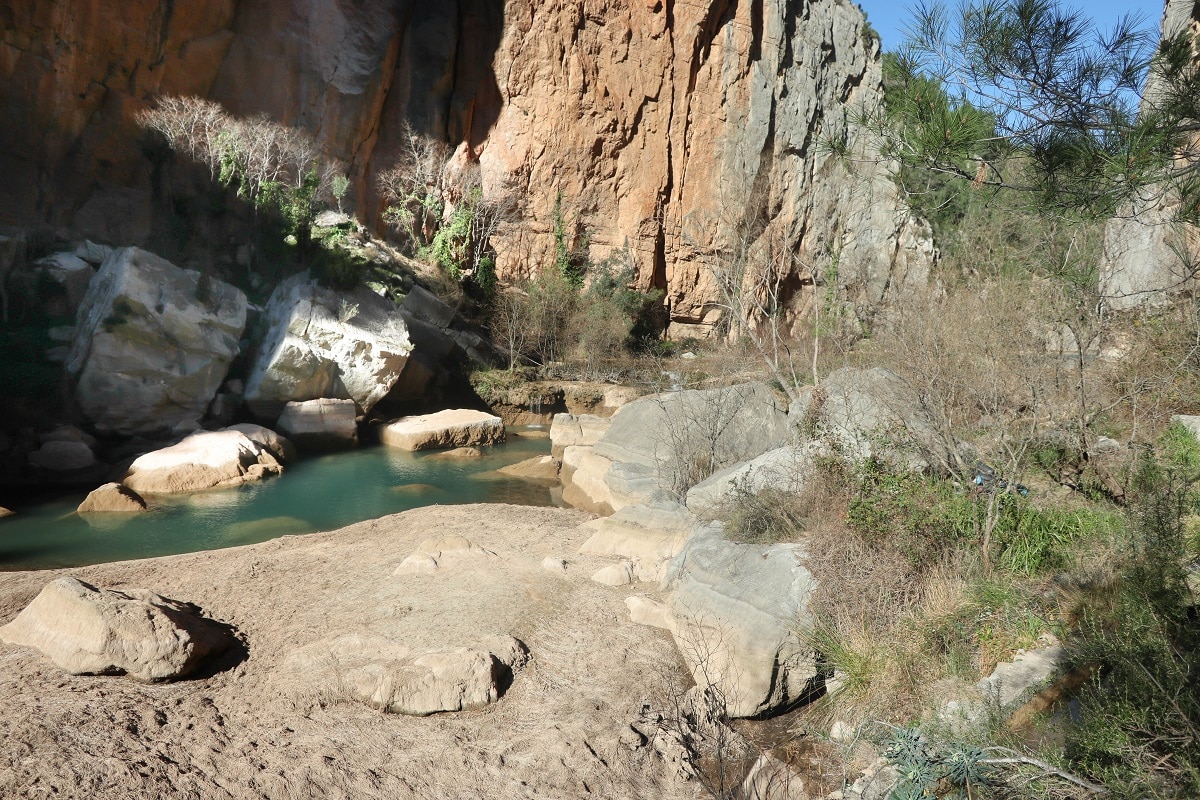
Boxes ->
[286,633,527,716]
[124,429,284,494]
[380,409,505,451]
[276,398,358,450]
[78,483,147,514]
[663,523,817,718]
[0,577,232,681]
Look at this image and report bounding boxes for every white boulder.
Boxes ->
[66,247,247,436]
[379,409,505,451]
[123,428,284,494]
[244,274,412,421]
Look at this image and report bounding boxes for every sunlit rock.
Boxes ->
[244,274,412,422]
[66,247,246,436]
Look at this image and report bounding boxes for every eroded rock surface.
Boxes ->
[3,0,930,335]
[284,633,526,716]
[66,247,246,437]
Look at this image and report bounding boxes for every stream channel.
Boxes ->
[0,429,555,571]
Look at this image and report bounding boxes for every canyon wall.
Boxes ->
[0,0,931,334]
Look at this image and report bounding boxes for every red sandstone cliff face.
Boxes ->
[0,0,931,334]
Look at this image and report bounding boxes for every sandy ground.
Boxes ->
[0,504,700,799]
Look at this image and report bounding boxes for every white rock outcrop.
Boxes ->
[561,383,791,514]
[123,428,285,494]
[791,367,958,474]
[244,274,413,422]
[66,247,247,436]
[0,577,232,681]
[685,445,820,513]
[379,409,505,451]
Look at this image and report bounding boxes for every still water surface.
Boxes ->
[0,431,554,571]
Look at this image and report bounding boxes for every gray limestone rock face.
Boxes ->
[1097,0,1200,311]
[662,524,817,718]
[66,247,247,437]
[792,367,959,474]
[0,576,233,681]
[244,273,412,422]
[685,444,820,514]
[594,382,791,484]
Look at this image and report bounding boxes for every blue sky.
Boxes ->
[855,0,1165,53]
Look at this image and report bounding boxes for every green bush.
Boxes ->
[1063,454,1200,798]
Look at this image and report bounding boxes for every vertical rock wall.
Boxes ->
[0,0,931,333]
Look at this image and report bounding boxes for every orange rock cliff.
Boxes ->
[0,0,932,335]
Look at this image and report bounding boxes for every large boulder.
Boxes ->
[560,446,617,515]
[379,409,505,451]
[685,444,821,513]
[594,383,790,472]
[0,577,233,681]
[223,422,298,464]
[65,247,247,436]
[792,367,957,473]
[27,440,96,472]
[123,428,285,494]
[244,274,413,422]
[284,633,527,716]
[662,524,818,718]
[275,398,358,450]
[561,383,790,514]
